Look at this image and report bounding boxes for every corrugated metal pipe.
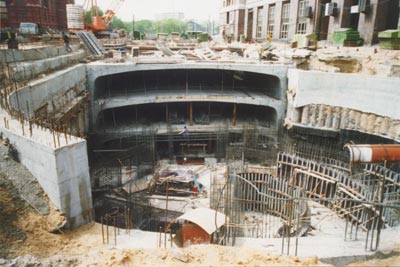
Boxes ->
[344,144,400,163]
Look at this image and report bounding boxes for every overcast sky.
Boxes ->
[75,0,220,22]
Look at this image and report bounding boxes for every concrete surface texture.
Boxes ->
[287,69,400,120]
[9,64,87,120]
[9,49,86,82]
[0,104,92,228]
[0,44,81,63]
[87,62,289,130]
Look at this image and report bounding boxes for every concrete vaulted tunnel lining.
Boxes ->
[96,102,278,131]
[93,69,282,100]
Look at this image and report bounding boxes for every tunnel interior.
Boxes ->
[93,69,282,100]
[97,102,277,131]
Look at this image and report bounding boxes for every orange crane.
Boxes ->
[83,0,124,32]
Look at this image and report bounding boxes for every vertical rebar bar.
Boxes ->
[106,216,109,244]
[164,179,169,249]
[114,216,117,245]
[101,216,104,244]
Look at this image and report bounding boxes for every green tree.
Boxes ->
[135,20,156,34]
[154,19,187,34]
[109,17,126,30]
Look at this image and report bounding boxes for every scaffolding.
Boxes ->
[210,150,400,254]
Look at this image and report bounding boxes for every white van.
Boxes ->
[19,22,39,35]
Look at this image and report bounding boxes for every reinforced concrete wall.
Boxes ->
[0,126,93,228]
[0,44,81,63]
[2,61,92,228]
[86,62,289,130]
[287,69,400,120]
[9,64,87,119]
[286,69,400,140]
[8,49,86,83]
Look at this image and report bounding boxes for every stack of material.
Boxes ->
[194,47,218,60]
[66,4,84,30]
[148,168,198,197]
[155,174,194,196]
[332,28,362,47]
[378,30,400,50]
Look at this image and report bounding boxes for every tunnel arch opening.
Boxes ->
[93,69,282,101]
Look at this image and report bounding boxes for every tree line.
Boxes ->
[86,8,195,34]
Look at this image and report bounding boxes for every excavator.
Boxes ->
[83,0,124,33]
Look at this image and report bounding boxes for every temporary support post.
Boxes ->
[166,103,169,124]
[185,70,188,95]
[375,160,386,250]
[135,106,138,124]
[164,179,169,248]
[112,108,117,128]
[189,102,193,126]
[232,103,237,126]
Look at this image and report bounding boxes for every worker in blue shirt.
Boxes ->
[193,174,202,194]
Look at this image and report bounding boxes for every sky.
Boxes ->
[75,0,220,22]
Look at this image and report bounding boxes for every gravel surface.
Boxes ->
[0,142,49,215]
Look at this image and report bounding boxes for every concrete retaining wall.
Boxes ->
[286,69,400,141]
[288,69,400,120]
[0,44,81,63]
[9,64,87,119]
[0,125,93,228]
[10,49,86,82]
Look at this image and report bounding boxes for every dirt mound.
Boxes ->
[0,144,49,215]
[0,173,27,258]
[0,142,67,259]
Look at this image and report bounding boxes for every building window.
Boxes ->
[267,5,275,39]
[225,0,234,6]
[296,22,307,34]
[267,25,274,38]
[282,3,290,20]
[256,7,263,38]
[280,23,289,39]
[268,5,275,21]
[298,0,309,17]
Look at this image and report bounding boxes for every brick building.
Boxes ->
[220,0,400,44]
[1,0,74,30]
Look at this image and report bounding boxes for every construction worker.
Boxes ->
[193,174,202,196]
[178,126,190,137]
[267,34,272,42]
[62,32,72,53]
[6,28,18,50]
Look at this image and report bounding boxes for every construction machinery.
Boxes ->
[83,0,124,32]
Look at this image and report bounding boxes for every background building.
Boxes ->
[220,0,400,44]
[1,0,74,30]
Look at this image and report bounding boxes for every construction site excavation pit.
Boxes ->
[2,48,400,265]
[85,64,400,261]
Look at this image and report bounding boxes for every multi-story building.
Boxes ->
[220,0,400,44]
[1,0,74,30]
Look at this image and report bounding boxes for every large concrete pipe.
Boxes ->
[344,144,400,163]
